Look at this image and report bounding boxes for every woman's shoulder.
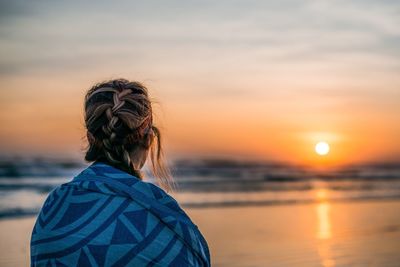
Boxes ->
[31,163,210,266]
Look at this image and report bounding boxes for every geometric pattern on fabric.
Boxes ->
[30,161,211,266]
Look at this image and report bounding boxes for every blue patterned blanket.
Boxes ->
[30,161,211,266]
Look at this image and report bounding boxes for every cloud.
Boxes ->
[0,0,399,85]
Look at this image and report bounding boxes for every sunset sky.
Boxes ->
[0,0,399,166]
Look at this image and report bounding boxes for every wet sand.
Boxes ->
[188,200,400,267]
[1,200,400,267]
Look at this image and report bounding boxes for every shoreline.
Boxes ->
[2,199,400,266]
[180,195,400,209]
[2,196,400,220]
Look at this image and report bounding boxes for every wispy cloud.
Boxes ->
[0,0,399,161]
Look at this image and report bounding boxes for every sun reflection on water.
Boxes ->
[317,202,332,240]
[315,189,336,267]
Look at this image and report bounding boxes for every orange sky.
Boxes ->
[0,1,399,166]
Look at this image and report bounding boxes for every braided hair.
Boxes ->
[83,79,173,191]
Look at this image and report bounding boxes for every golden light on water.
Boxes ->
[316,189,328,200]
[317,202,332,240]
[315,189,332,240]
[316,188,335,267]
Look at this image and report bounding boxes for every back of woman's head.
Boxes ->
[83,78,173,191]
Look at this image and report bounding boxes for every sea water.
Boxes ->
[1,157,400,218]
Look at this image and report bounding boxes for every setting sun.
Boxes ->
[315,141,330,156]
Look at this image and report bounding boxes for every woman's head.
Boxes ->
[83,78,173,191]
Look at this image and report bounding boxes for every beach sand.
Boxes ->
[1,200,400,267]
[187,200,400,267]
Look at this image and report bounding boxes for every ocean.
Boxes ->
[1,157,400,219]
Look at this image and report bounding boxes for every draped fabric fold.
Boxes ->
[30,161,211,267]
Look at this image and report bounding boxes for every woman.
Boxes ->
[30,79,211,267]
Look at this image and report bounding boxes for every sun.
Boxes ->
[315,141,330,156]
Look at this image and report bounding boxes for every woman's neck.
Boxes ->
[94,158,143,179]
